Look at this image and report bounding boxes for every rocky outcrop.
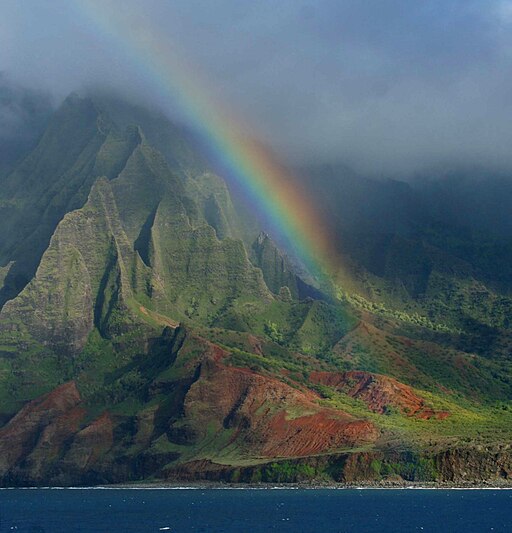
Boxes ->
[0,382,83,477]
[0,177,150,356]
[435,446,512,482]
[61,412,114,471]
[182,357,379,458]
[251,232,299,297]
[165,447,512,485]
[0,95,141,310]
[251,232,324,300]
[0,382,117,486]
[310,370,449,419]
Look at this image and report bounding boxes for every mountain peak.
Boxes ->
[256,231,270,245]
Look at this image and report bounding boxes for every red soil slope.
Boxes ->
[310,370,449,419]
[185,358,379,458]
[0,381,114,480]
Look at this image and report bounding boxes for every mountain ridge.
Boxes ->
[1,91,512,486]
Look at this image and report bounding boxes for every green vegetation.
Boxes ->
[1,92,512,485]
[262,461,316,482]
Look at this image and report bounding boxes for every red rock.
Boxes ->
[183,358,379,458]
[0,381,83,475]
[62,412,114,469]
[310,370,449,419]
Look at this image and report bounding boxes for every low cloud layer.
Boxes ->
[3,0,512,176]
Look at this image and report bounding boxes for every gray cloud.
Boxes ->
[2,0,512,176]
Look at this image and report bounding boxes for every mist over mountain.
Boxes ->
[4,1,512,176]
[298,162,512,239]
[0,74,53,174]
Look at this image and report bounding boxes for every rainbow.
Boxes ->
[73,1,342,283]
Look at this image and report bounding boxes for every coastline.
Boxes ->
[4,480,512,490]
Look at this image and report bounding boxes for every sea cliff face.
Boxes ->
[162,448,512,486]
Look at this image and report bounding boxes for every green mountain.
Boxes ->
[0,93,512,486]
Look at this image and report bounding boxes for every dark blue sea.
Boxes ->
[0,488,510,532]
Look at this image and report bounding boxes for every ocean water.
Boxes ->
[0,488,510,532]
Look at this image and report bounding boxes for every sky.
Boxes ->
[2,0,512,177]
